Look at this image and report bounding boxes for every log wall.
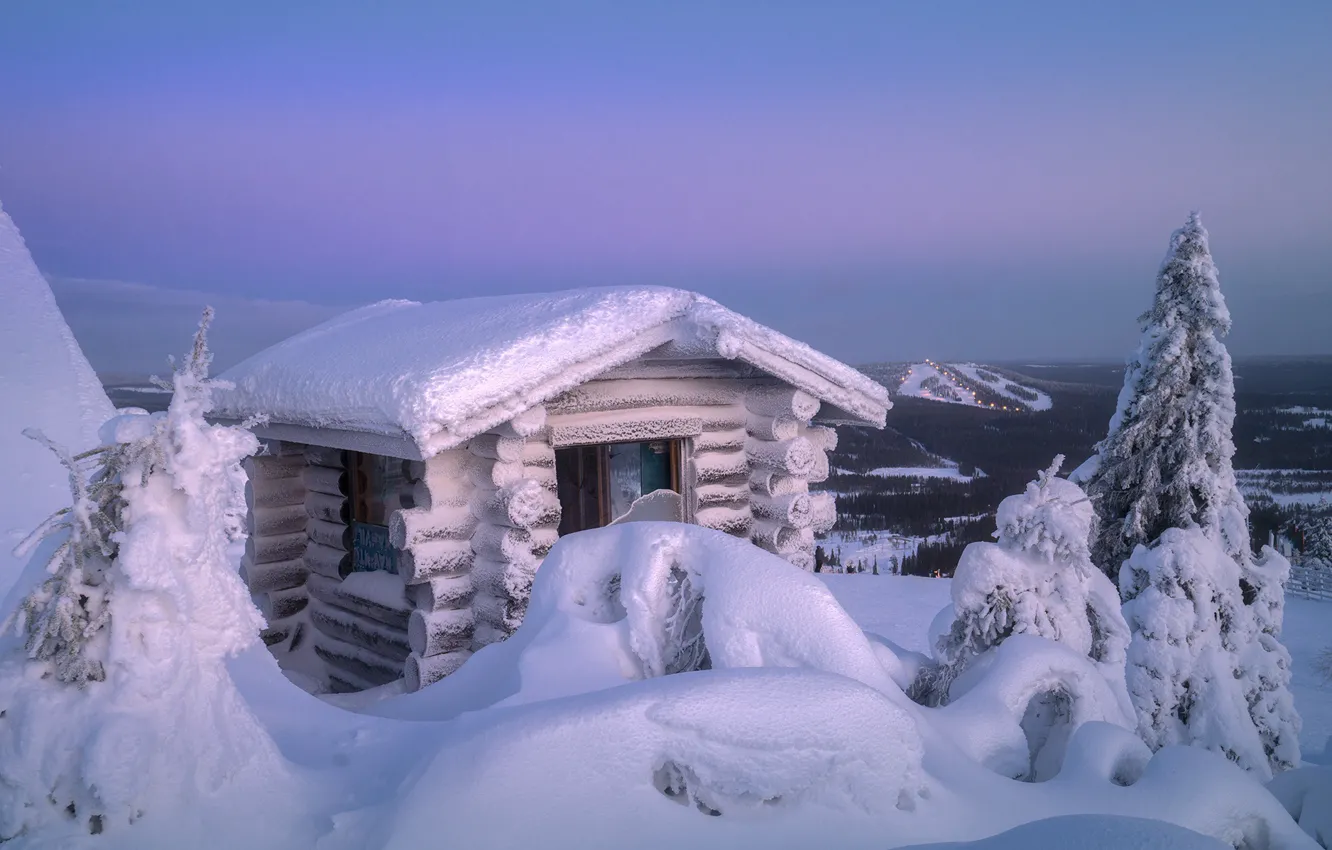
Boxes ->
[241,441,310,648]
[241,372,846,694]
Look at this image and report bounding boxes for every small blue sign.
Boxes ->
[352,522,399,574]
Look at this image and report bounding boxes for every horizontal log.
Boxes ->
[745,437,815,478]
[245,453,307,481]
[522,464,557,492]
[408,607,476,658]
[389,504,477,549]
[492,405,547,438]
[304,542,352,581]
[547,411,703,448]
[695,504,753,537]
[305,573,411,630]
[691,450,749,485]
[694,482,749,509]
[304,445,347,468]
[785,549,816,572]
[750,492,812,529]
[467,433,525,463]
[471,525,558,566]
[470,480,560,530]
[745,413,799,443]
[401,459,426,483]
[808,449,830,485]
[809,491,837,535]
[800,424,838,452]
[751,520,802,553]
[472,591,526,635]
[471,557,538,602]
[260,584,309,621]
[404,649,472,691]
[313,633,403,689]
[261,614,303,648]
[241,556,309,594]
[471,622,508,650]
[309,599,410,663]
[545,378,743,415]
[467,457,526,490]
[399,539,475,584]
[745,385,820,421]
[305,490,350,524]
[411,573,476,611]
[245,476,306,510]
[520,440,556,468]
[245,530,308,565]
[308,517,352,551]
[303,464,348,496]
[258,439,306,457]
[694,427,746,453]
[749,469,808,498]
[248,503,308,537]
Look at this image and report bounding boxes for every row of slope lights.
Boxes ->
[902,360,1016,411]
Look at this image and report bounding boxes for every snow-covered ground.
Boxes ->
[820,573,1332,763]
[1237,469,1332,508]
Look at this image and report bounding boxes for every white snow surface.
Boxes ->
[213,287,890,456]
[0,518,1326,847]
[0,201,114,603]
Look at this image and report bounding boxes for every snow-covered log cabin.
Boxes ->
[212,287,889,692]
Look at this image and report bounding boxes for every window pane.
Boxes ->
[606,442,642,523]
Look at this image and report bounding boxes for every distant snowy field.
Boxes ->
[820,573,1332,762]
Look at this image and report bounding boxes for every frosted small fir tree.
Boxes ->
[921,457,1131,711]
[0,310,293,842]
[1120,528,1300,780]
[1303,513,1332,568]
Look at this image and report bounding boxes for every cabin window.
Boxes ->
[555,440,683,535]
[349,452,405,573]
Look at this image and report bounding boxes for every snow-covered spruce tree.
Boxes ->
[1077,212,1250,579]
[1119,528,1299,780]
[1303,513,1332,568]
[919,456,1131,710]
[1079,213,1301,779]
[0,310,290,841]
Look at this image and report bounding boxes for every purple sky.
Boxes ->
[2,2,1330,373]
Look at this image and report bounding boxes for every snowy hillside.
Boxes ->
[0,201,113,603]
[888,361,1052,412]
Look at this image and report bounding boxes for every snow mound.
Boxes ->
[0,200,113,603]
[213,287,889,456]
[898,815,1229,850]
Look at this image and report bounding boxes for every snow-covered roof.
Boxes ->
[213,287,889,457]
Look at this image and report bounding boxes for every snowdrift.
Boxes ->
[0,201,113,603]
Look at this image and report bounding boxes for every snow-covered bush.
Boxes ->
[923,458,1130,712]
[1120,527,1301,781]
[0,310,291,841]
[1268,764,1332,848]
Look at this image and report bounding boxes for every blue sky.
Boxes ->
[2,1,1330,373]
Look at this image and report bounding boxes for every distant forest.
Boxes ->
[828,359,1332,576]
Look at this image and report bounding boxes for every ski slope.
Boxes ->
[895,361,1052,412]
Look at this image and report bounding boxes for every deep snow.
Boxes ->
[0,202,114,604]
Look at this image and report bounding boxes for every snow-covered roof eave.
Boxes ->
[212,287,890,458]
[719,332,890,428]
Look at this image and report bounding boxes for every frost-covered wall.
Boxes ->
[240,366,848,693]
